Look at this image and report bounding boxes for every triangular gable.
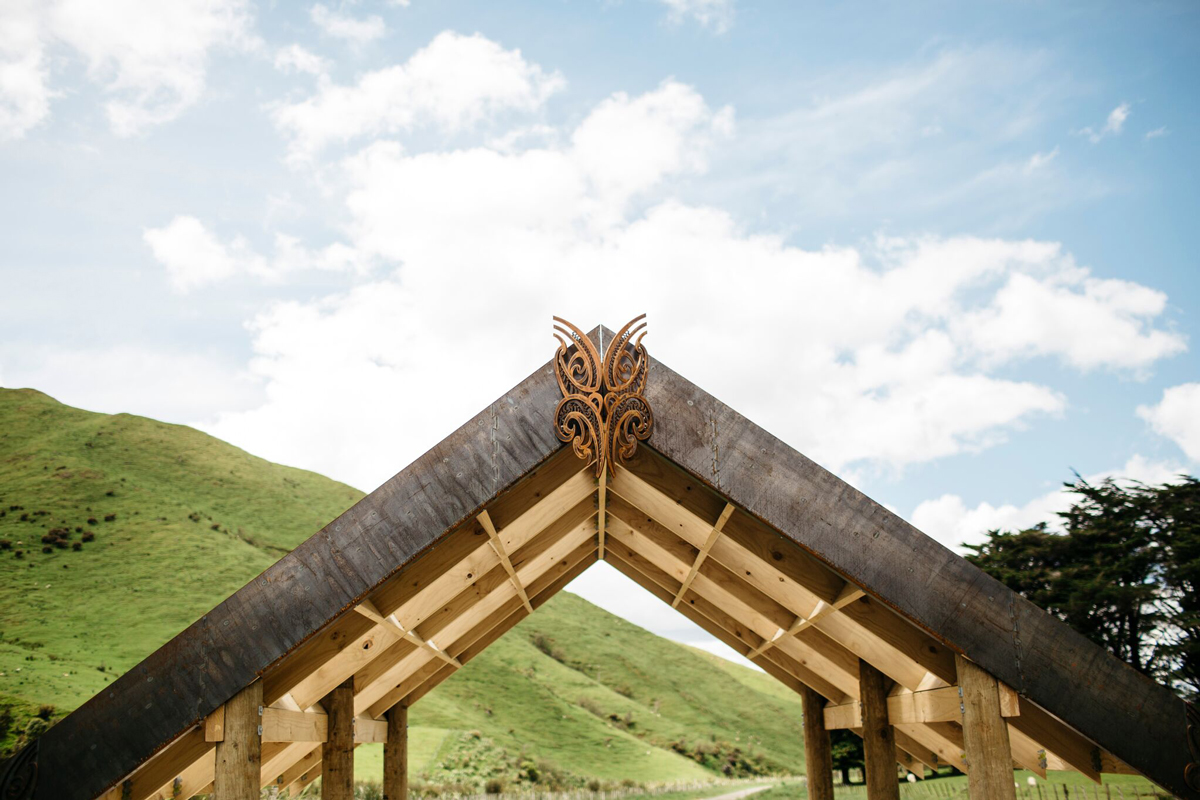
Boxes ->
[12,325,1198,800]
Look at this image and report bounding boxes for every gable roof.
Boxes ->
[11,326,1198,800]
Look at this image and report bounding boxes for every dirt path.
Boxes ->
[703,784,777,800]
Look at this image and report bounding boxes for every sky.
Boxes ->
[1,0,1198,666]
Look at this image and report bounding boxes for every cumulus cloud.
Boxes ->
[0,0,259,138]
[1138,383,1200,462]
[310,4,386,45]
[0,345,263,423]
[0,0,51,140]
[659,0,735,33]
[274,44,330,76]
[273,31,566,161]
[189,76,1186,490]
[912,455,1188,552]
[143,215,361,292]
[1079,102,1130,143]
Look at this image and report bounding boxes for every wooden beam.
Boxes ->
[212,681,261,800]
[256,707,387,743]
[321,679,354,800]
[598,467,607,559]
[859,660,900,800]
[892,728,940,773]
[825,685,1022,728]
[384,704,407,800]
[957,654,1017,799]
[672,502,735,607]
[477,509,533,613]
[276,747,320,795]
[204,705,225,743]
[801,685,835,800]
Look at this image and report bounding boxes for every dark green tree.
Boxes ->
[965,475,1200,698]
[829,729,863,785]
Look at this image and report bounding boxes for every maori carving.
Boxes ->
[0,740,37,800]
[1187,700,1200,792]
[553,315,654,477]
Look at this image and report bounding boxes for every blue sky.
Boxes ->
[1,0,1198,660]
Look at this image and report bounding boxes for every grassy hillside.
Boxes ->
[0,388,805,787]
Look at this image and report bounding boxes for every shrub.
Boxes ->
[74,527,82,533]
[41,546,52,554]
[40,535,55,544]
[72,542,82,551]
[211,524,220,531]
[105,491,115,497]
[0,540,11,551]
[87,517,97,525]
[587,779,602,792]
[82,531,94,542]
[53,539,67,549]
[103,514,116,522]
[484,779,505,794]
[36,705,54,720]
[19,513,28,521]
[24,717,48,738]
[14,550,23,559]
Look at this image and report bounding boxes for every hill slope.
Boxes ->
[0,388,805,785]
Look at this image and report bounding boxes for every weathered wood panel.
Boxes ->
[956,655,1016,800]
[859,660,899,800]
[383,705,407,800]
[637,347,1197,800]
[212,681,261,800]
[801,686,835,800]
[37,339,579,800]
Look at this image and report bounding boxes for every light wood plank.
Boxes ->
[957,654,1016,800]
[672,502,735,607]
[477,509,533,613]
[213,681,261,800]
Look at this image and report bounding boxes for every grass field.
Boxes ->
[756,770,1167,800]
[0,388,806,787]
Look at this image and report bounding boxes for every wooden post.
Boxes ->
[956,654,1017,800]
[859,659,900,800]
[801,685,835,800]
[213,681,262,800]
[383,703,408,800]
[321,679,355,800]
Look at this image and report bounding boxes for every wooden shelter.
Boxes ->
[3,320,1198,800]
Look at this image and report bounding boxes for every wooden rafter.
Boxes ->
[672,502,735,607]
[477,510,534,613]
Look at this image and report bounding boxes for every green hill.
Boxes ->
[0,388,805,787]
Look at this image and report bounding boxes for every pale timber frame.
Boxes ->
[9,326,1197,800]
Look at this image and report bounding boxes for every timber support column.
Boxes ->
[383,703,408,800]
[859,660,899,800]
[213,681,262,800]
[801,685,835,800]
[322,679,355,800]
[956,654,1017,800]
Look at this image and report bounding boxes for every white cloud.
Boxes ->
[1138,383,1200,462]
[912,455,1188,552]
[0,0,52,140]
[0,345,263,423]
[196,79,1185,491]
[310,4,386,45]
[143,215,362,292]
[0,0,259,138]
[659,0,735,33]
[273,31,566,161]
[1145,126,1168,140]
[52,0,259,136]
[1079,102,1130,143]
[274,44,330,76]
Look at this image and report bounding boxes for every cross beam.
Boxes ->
[477,510,534,613]
[672,502,736,607]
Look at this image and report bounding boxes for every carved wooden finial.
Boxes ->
[552,316,654,477]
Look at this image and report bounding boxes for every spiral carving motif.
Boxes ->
[553,315,654,476]
[0,740,37,800]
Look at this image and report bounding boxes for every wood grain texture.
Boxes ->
[635,346,1197,799]
[801,685,835,800]
[859,660,899,800]
[212,681,261,800]
[42,338,580,800]
[321,680,354,800]
[383,705,407,800]
[956,655,1017,800]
